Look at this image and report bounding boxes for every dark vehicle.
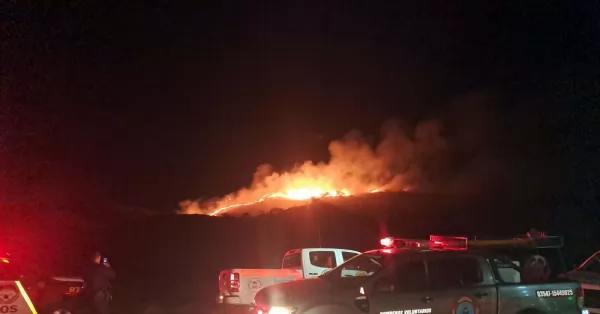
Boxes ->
[0,254,84,314]
[252,234,586,314]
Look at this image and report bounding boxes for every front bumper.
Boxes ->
[216,303,252,314]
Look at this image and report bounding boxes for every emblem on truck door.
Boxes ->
[248,279,262,291]
[0,284,19,304]
[452,297,479,314]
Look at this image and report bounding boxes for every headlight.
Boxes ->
[254,306,297,314]
[269,307,297,314]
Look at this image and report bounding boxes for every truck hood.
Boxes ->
[254,277,331,307]
[51,276,84,283]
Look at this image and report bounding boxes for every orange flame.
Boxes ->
[180,119,444,216]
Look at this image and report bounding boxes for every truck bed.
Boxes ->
[496,280,582,314]
[218,268,304,306]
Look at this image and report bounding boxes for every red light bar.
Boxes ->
[380,237,422,249]
[380,237,394,247]
[429,235,468,251]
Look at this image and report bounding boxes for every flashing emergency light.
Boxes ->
[379,237,422,249]
[380,237,394,247]
[429,235,468,251]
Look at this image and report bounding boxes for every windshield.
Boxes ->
[282,253,301,269]
[581,252,600,273]
[324,252,391,279]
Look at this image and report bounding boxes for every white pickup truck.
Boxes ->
[216,247,360,314]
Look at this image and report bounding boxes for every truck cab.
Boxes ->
[281,248,360,278]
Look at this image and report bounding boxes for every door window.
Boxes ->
[374,258,427,294]
[427,256,483,290]
[342,251,359,262]
[338,253,391,278]
[309,251,336,268]
[393,258,427,293]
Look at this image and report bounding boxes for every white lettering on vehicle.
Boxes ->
[536,289,574,298]
[380,308,432,314]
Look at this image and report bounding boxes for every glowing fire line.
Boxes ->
[209,187,382,216]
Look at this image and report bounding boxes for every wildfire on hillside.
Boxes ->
[179,119,444,216]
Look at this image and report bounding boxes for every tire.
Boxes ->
[43,301,77,314]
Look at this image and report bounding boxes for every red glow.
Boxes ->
[381,249,392,253]
[254,306,267,314]
[380,237,394,247]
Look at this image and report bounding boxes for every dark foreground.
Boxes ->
[1,192,596,314]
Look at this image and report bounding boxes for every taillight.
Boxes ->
[229,272,240,292]
[576,287,584,312]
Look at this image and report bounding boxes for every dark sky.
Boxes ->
[2,0,599,212]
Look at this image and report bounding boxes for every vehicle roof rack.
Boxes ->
[469,235,563,249]
[379,229,563,251]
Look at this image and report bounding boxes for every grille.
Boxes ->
[585,289,600,308]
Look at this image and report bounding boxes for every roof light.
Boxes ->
[429,235,468,251]
[380,237,394,248]
[380,237,422,249]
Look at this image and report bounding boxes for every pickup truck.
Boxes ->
[252,235,586,314]
[216,247,360,314]
[566,250,600,313]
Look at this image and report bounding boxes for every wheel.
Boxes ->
[44,301,77,314]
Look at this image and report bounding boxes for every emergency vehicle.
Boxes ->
[216,248,360,314]
[0,254,84,314]
[251,233,586,314]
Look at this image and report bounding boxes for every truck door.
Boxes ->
[304,250,338,277]
[0,281,38,314]
[367,255,431,314]
[425,254,498,314]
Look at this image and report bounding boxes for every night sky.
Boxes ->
[2,1,598,214]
